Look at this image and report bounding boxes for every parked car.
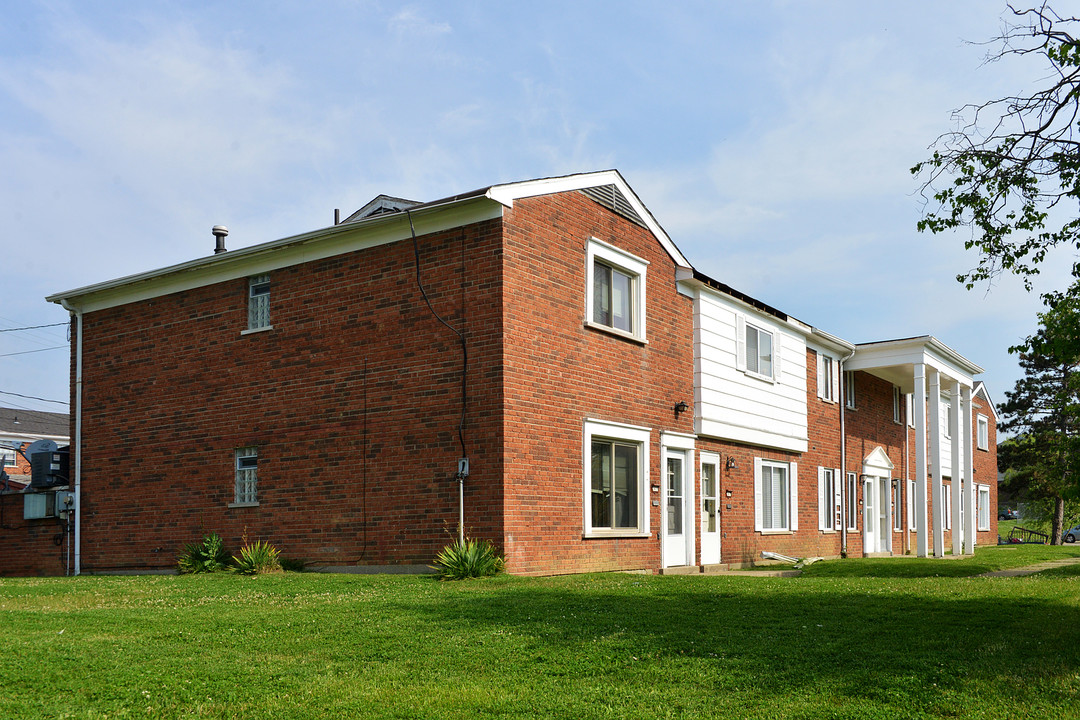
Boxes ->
[1063,524,1080,543]
[999,509,1018,521]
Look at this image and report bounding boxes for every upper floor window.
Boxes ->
[585,239,647,342]
[844,371,856,409]
[738,316,777,382]
[0,447,15,468]
[977,414,990,451]
[892,386,902,424]
[247,274,271,331]
[817,353,836,401]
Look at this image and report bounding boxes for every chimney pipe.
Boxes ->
[212,225,229,254]
[334,208,341,225]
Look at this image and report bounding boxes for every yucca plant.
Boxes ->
[177,533,231,574]
[232,539,282,575]
[433,538,505,580]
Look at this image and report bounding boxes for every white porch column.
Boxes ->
[914,363,929,558]
[950,380,963,556]
[962,384,976,553]
[929,368,944,558]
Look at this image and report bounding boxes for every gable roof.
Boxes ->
[47,170,690,314]
[973,381,999,423]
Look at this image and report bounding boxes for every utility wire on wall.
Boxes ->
[406,209,469,546]
[405,209,468,460]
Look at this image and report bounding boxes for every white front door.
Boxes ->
[863,476,891,554]
[700,454,721,565]
[663,449,693,567]
[879,477,891,553]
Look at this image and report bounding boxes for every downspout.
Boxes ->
[60,300,83,576]
[839,348,856,558]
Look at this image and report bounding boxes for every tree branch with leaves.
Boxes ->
[913,4,1080,290]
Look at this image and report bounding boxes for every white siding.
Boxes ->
[694,289,808,452]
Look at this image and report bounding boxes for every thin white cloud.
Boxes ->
[388,7,452,37]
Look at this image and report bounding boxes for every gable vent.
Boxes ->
[580,185,647,228]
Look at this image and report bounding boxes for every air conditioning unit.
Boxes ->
[29,448,69,489]
[23,490,74,520]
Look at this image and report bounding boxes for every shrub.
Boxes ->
[177,533,231,574]
[232,539,282,575]
[433,538,505,580]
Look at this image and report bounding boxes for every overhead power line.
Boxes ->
[0,345,68,358]
[0,390,68,406]
[0,322,68,333]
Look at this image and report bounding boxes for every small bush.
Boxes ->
[177,533,231,574]
[232,539,282,575]
[433,538,505,580]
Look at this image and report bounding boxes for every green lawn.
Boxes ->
[2,545,1079,719]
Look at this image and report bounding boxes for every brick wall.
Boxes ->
[71,218,505,573]
[499,192,695,574]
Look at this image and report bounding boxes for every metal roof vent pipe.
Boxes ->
[212,225,229,254]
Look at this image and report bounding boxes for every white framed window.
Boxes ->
[977,484,991,531]
[846,472,858,531]
[892,480,902,531]
[906,393,915,428]
[583,419,650,536]
[0,447,15,468]
[701,455,719,535]
[817,352,837,401]
[586,239,648,342]
[738,315,780,382]
[246,274,271,331]
[893,386,902,424]
[232,447,259,506]
[944,483,952,530]
[844,371,856,409]
[941,395,953,440]
[907,479,917,531]
[818,467,841,531]
[977,414,989,451]
[754,458,797,533]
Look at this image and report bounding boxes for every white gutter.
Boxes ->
[60,300,83,576]
[838,347,856,557]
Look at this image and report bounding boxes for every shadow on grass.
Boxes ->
[408,572,1080,713]
[799,544,1080,579]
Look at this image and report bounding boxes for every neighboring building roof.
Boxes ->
[0,407,69,442]
[342,195,422,223]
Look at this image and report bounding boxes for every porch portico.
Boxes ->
[846,337,984,558]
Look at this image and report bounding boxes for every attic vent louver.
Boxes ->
[580,184,647,228]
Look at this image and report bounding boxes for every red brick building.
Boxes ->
[19,170,996,576]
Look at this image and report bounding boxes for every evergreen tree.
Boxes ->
[998,285,1080,543]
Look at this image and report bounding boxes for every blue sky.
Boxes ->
[1,1,1071,418]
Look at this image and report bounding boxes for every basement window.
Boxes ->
[231,447,259,507]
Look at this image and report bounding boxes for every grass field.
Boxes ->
[2,544,1079,719]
